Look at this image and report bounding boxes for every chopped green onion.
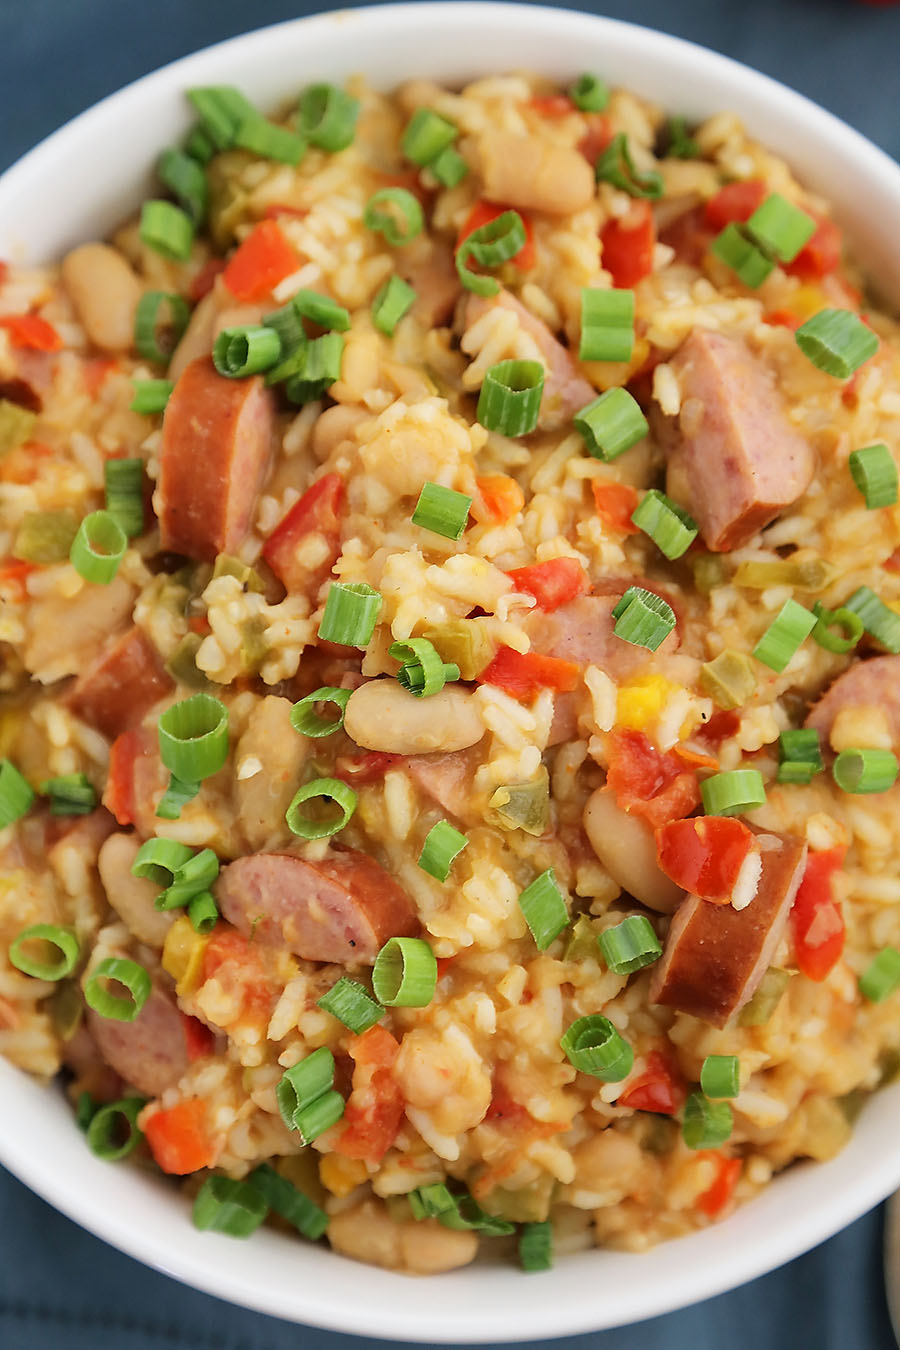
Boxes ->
[476,359,544,437]
[262,300,307,353]
[560,1014,634,1082]
[317,581,383,647]
[157,848,220,911]
[317,977,384,1033]
[130,379,173,416]
[158,694,229,783]
[157,148,208,226]
[86,1096,145,1161]
[682,1091,733,1149]
[710,223,774,288]
[193,1175,268,1238]
[738,967,791,1026]
[188,892,219,935]
[418,820,469,882]
[285,776,357,840]
[389,637,459,698]
[430,146,468,188]
[184,125,215,164]
[832,747,898,794]
[733,556,835,592]
[519,1220,553,1272]
[249,1164,329,1241]
[408,1184,515,1234]
[76,1092,96,1131]
[83,957,151,1022]
[234,115,306,165]
[408,1183,456,1220]
[70,510,127,585]
[187,85,256,151]
[277,1047,345,1144]
[631,489,698,560]
[9,924,79,980]
[700,1054,740,1099]
[131,837,195,887]
[579,287,634,363]
[412,481,472,541]
[795,308,879,378]
[486,770,550,837]
[270,333,344,403]
[859,947,900,1003]
[155,775,200,821]
[133,290,190,365]
[843,586,900,653]
[777,728,824,785]
[811,602,864,655]
[595,132,663,198]
[287,288,351,333]
[372,274,416,336]
[402,108,457,166]
[372,935,438,1008]
[0,759,35,829]
[569,73,609,112]
[517,869,569,952]
[139,200,194,263]
[575,387,649,461]
[701,768,767,816]
[290,686,351,738]
[746,193,816,263]
[40,773,96,816]
[752,598,817,672]
[455,210,527,297]
[598,914,661,974]
[849,443,898,509]
[611,585,676,651]
[665,116,699,159]
[104,458,145,539]
[165,633,211,691]
[213,324,282,378]
[296,84,360,152]
[364,188,424,246]
[698,650,756,712]
[12,509,78,565]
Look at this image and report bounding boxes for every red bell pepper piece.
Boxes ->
[478,646,580,701]
[144,1099,217,1175]
[333,1025,404,1164]
[600,200,656,288]
[790,846,847,981]
[262,472,345,594]
[103,730,140,826]
[605,727,701,828]
[697,1154,742,1218]
[222,220,298,301]
[655,816,756,902]
[703,180,767,230]
[591,481,640,534]
[784,215,842,279]
[0,314,63,352]
[475,474,525,524]
[619,1051,686,1115]
[506,557,590,611]
[528,94,576,118]
[457,201,536,272]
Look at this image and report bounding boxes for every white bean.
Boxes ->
[98,833,173,948]
[234,695,307,850]
[478,131,595,216]
[327,1198,478,1273]
[343,680,484,754]
[61,243,142,352]
[312,404,369,462]
[583,787,683,914]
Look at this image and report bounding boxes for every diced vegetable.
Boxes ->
[790,846,846,981]
[655,816,757,902]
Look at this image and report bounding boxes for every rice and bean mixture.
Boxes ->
[1,67,900,1274]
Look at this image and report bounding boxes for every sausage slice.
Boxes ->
[806,654,900,749]
[662,329,814,551]
[67,626,173,740]
[86,982,190,1097]
[158,357,274,562]
[526,588,678,682]
[215,849,419,964]
[650,830,807,1027]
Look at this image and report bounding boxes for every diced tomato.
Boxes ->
[577,113,612,165]
[103,730,139,826]
[703,180,767,230]
[529,94,576,118]
[790,845,847,981]
[435,956,456,980]
[457,201,536,272]
[697,1154,742,1219]
[262,472,345,594]
[333,1025,404,1164]
[696,709,741,745]
[474,474,525,524]
[262,203,309,221]
[506,558,590,612]
[0,314,63,352]
[334,751,406,784]
[763,310,803,330]
[0,558,36,599]
[592,481,640,534]
[655,817,755,902]
[885,547,900,573]
[784,216,842,280]
[600,200,655,288]
[188,257,226,303]
[619,1050,685,1115]
[201,926,272,1021]
[188,614,212,636]
[144,1099,217,1175]
[605,727,701,828]
[222,220,298,301]
[181,1013,215,1061]
[485,1085,535,1128]
[478,646,580,701]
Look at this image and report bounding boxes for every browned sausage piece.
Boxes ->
[662,329,814,552]
[215,849,419,964]
[526,590,679,683]
[67,626,174,740]
[158,357,274,562]
[86,983,190,1097]
[404,749,478,821]
[396,237,461,328]
[650,831,807,1027]
[806,655,900,749]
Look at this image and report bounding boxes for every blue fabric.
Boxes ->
[2,0,900,1345]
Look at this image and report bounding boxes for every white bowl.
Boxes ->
[2,4,900,1340]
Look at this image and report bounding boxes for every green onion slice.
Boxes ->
[682,1091,733,1149]
[262,299,307,353]
[317,976,384,1033]
[665,116,699,159]
[40,773,97,816]
[104,457,145,539]
[9,925,80,981]
[70,510,127,585]
[188,891,219,935]
[364,188,424,246]
[0,759,35,828]
[700,768,767,817]
[575,386,649,461]
[560,1014,634,1082]
[843,586,900,653]
[131,837,195,888]
[186,85,256,151]
[611,585,676,651]
[285,777,357,840]
[811,602,864,655]
[849,444,898,509]
[598,914,662,974]
[291,288,351,333]
[579,287,635,363]
[832,747,899,794]
[133,290,190,365]
[158,694,229,783]
[402,108,457,166]
[517,869,569,952]
[476,359,544,437]
[777,728,823,785]
[12,509,78,565]
[418,820,469,882]
[130,379,173,416]
[290,686,352,738]
[746,193,816,263]
[158,148,208,226]
[213,324,282,378]
[277,1047,345,1144]
[519,1220,554,1272]
[710,223,774,289]
[700,1054,740,1099]
[411,481,472,541]
[155,775,201,822]
[83,957,152,1023]
[283,334,345,405]
[631,489,698,560]
[859,947,900,1003]
[86,1096,145,1161]
[795,308,879,379]
[184,125,215,164]
[389,637,460,698]
[249,1163,329,1241]
[455,210,527,297]
[139,200,194,263]
[751,598,817,673]
[157,848,220,911]
[317,581,383,647]
[193,1175,268,1238]
[234,115,306,166]
[430,146,468,189]
[294,1091,346,1144]
[408,1184,515,1235]
[372,936,438,1008]
[595,132,663,198]
[569,73,609,112]
[296,84,360,152]
[372,274,416,336]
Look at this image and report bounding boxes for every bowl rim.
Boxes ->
[3,3,900,1340]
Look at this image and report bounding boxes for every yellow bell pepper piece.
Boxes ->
[615,674,674,731]
[162,915,209,997]
[319,1153,368,1197]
